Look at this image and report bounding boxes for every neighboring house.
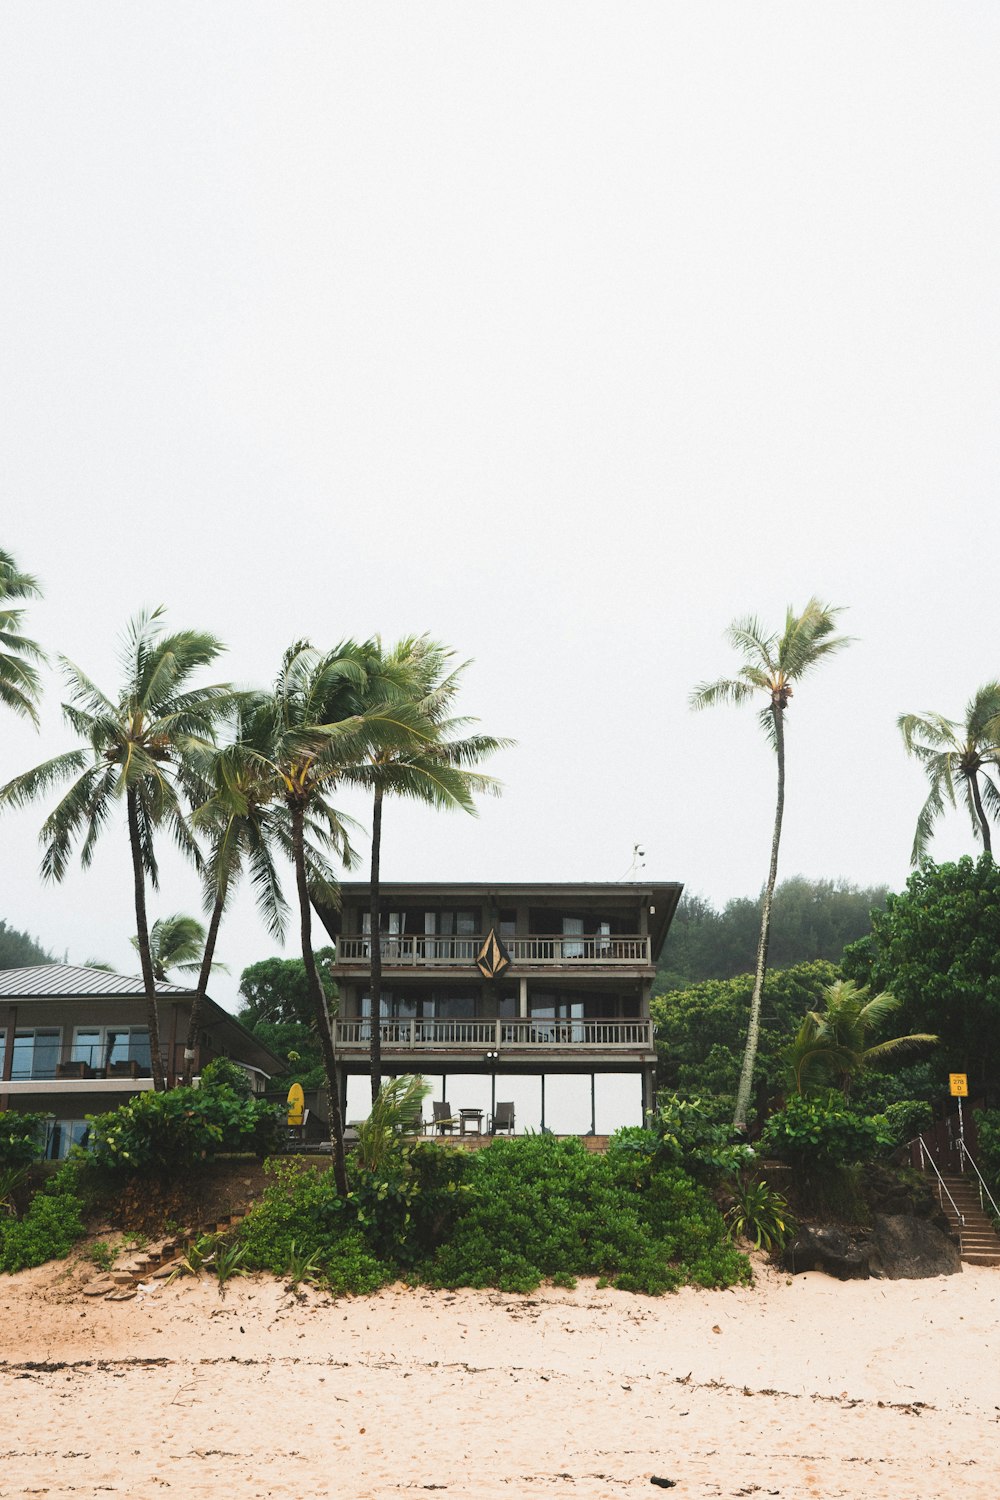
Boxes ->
[0,964,284,1158]
[316,881,682,1128]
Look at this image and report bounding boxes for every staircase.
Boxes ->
[938,1174,1000,1266]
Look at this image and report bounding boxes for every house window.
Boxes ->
[71,1026,151,1073]
[11,1029,61,1081]
[44,1119,91,1160]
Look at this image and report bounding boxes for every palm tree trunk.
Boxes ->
[126,787,166,1092]
[733,705,785,1130]
[369,786,384,1105]
[182,884,226,1086]
[969,770,993,856]
[290,800,349,1195]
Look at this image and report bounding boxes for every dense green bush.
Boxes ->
[0,1112,46,1170]
[760,1094,893,1169]
[238,1159,391,1295]
[87,1083,280,1179]
[425,1136,749,1295]
[633,1095,756,1184]
[876,1099,933,1148]
[199,1056,254,1099]
[0,1184,86,1272]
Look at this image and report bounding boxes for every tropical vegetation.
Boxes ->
[899,685,1000,861]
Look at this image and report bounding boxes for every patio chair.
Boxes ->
[489,1101,515,1135]
[429,1100,459,1135]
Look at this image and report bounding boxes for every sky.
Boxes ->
[1,4,999,1043]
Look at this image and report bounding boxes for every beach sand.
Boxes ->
[1,1255,998,1499]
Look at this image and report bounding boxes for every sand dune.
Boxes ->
[1,1257,998,1498]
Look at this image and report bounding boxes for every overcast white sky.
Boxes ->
[1,4,999,1027]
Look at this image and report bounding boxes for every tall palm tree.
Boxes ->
[0,549,45,730]
[181,704,338,1084]
[786,978,936,1097]
[0,609,231,1090]
[899,685,1000,862]
[691,599,851,1129]
[251,641,422,1194]
[359,636,509,1102]
[129,911,230,983]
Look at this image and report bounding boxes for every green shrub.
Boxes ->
[0,1112,46,1171]
[877,1099,933,1149]
[199,1057,254,1099]
[86,1084,280,1179]
[724,1175,797,1253]
[612,1097,754,1186]
[349,1141,468,1268]
[760,1094,893,1170]
[425,1135,749,1295]
[238,1159,391,1295]
[0,1190,86,1272]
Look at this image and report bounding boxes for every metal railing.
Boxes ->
[334,934,651,965]
[959,1146,1000,1222]
[913,1134,965,1226]
[333,1017,654,1050]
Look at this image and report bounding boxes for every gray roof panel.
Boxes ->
[0,964,191,999]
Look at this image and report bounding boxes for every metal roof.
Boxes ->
[0,964,192,999]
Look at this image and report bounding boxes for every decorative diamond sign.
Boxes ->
[476,928,511,979]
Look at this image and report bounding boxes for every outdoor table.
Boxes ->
[459,1108,484,1136]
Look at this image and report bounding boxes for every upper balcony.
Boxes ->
[332,933,653,969]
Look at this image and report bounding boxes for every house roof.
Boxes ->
[0,964,191,999]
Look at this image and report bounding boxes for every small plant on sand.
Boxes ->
[213,1239,248,1295]
[87,1240,116,1272]
[724,1175,796,1254]
[285,1240,323,1291]
[166,1231,221,1283]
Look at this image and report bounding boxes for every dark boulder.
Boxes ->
[866,1213,962,1280]
[782,1225,871,1280]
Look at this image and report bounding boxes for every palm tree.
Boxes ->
[691,599,851,1130]
[359,636,509,1102]
[786,978,936,1097]
[181,704,329,1084]
[0,549,45,729]
[899,685,1000,862]
[129,912,230,983]
[0,609,231,1090]
[251,641,422,1194]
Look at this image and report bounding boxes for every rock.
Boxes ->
[782,1225,871,1280]
[866,1214,962,1280]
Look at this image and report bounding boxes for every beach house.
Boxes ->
[316,880,681,1131]
[0,964,284,1158]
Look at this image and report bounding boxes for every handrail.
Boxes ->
[912,1134,965,1226]
[960,1146,1000,1222]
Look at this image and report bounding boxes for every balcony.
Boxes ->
[334,934,652,967]
[333,1017,654,1052]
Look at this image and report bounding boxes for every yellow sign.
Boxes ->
[287,1082,305,1125]
[949,1073,968,1098]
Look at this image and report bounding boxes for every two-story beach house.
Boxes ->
[0,964,284,1158]
[316,880,681,1131]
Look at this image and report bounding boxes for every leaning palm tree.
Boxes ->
[359,636,509,1102]
[0,549,45,730]
[899,684,1000,862]
[0,609,231,1090]
[181,704,338,1084]
[692,599,851,1129]
[250,641,423,1194]
[786,978,937,1097]
[129,912,230,984]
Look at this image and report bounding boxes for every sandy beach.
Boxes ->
[1,1257,998,1500]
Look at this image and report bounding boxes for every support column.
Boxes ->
[518,978,528,1018]
[590,1071,596,1136]
[540,1073,546,1132]
[641,1065,655,1122]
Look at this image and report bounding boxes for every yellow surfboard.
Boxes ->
[287,1081,305,1126]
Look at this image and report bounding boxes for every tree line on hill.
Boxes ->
[0,919,52,971]
[654,876,888,993]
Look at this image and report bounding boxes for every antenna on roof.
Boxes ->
[620,843,646,880]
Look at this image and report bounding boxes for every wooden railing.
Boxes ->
[335,935,651,965]
[333,1018,654,1050]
